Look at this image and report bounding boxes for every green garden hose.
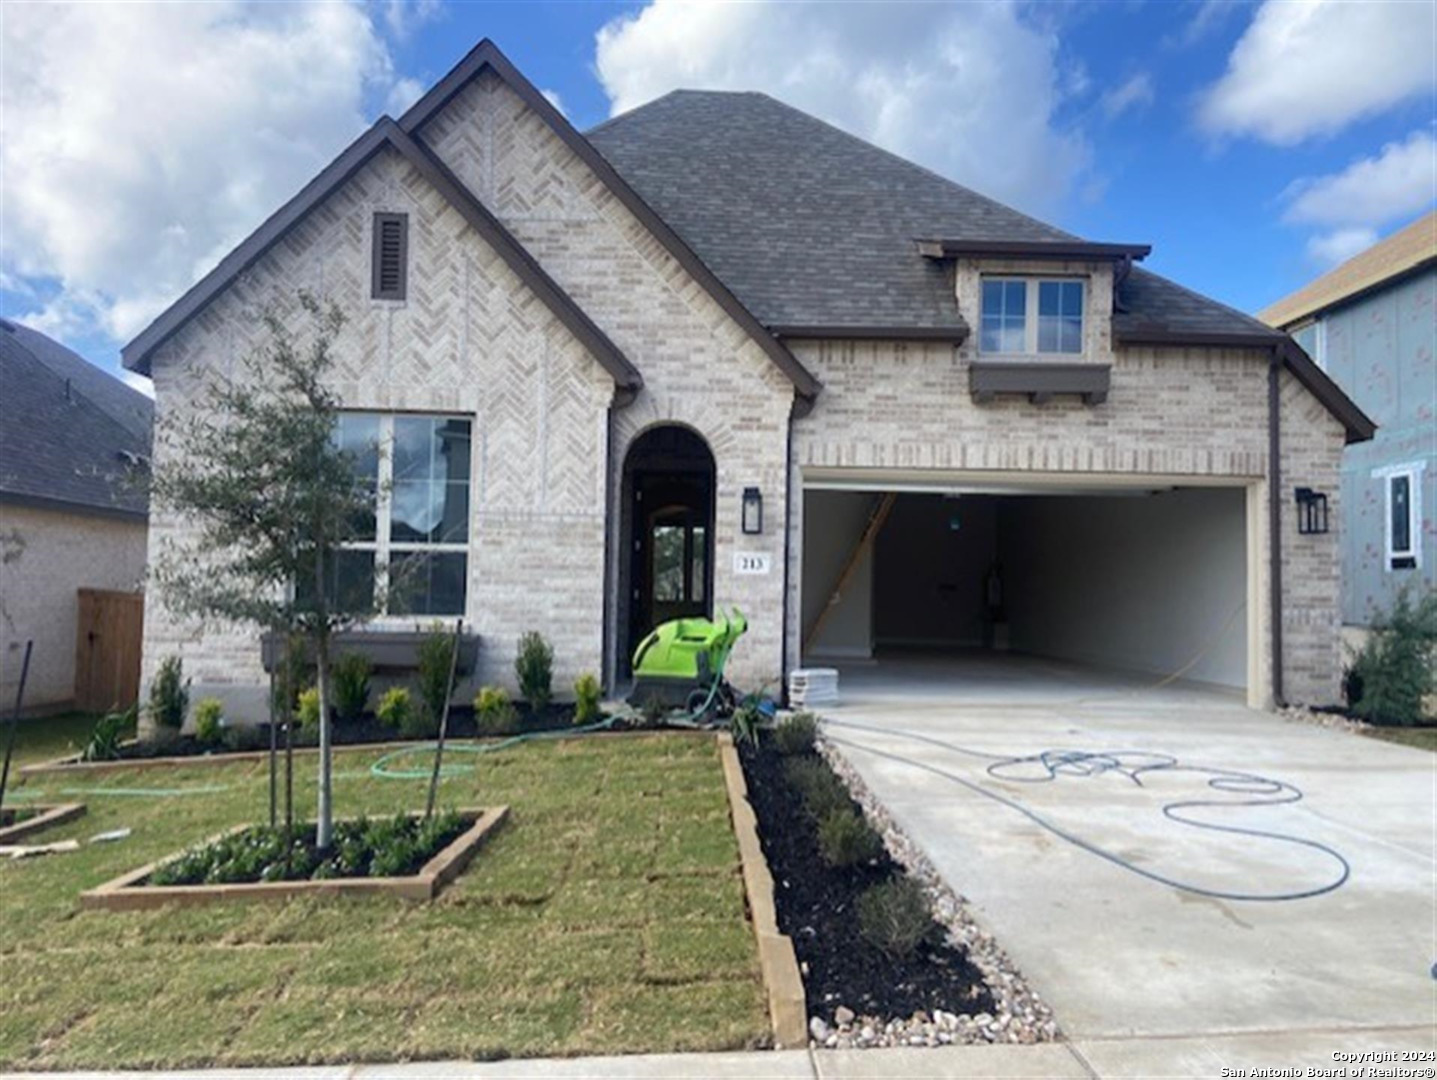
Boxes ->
[368,716,624,780]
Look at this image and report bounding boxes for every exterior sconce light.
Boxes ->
[742,486,763,535]
[1294,487,1329,535]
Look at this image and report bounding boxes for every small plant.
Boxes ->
[817,807,883,868]
[148,655,189,730]
[856,878,934,959]
[474,685,519,736]
[375,687,412,731]
[296,686,322,734]
[416,625,457,733]
[784,756,853,821]
[515,631,554,711]
[83,707,133,762]
[729,701,762,745]
[573,672,602,725]
[193,698,225,746]
[332,653,371,725]
[640,692,667,726]
[1347,587,1437,726]
[773,712,818,756]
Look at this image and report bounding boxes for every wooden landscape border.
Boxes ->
[80,806,507,912]
[0,803,86,844]
[717,732,808,1049]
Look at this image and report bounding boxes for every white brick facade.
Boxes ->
[137,61,1350,717]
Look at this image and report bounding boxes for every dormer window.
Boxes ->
[980,278,1084,356]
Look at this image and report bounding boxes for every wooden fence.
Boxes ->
[74,589,143,713]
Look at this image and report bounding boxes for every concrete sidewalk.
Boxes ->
[6,1027,1436,1080]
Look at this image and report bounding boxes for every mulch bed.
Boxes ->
[738,734,994,1022]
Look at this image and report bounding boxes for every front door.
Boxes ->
[629,474,713,659]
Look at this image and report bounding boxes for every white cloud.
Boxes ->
[1305,227,1379,268]
[1282,130,1436,228]
[2,1,408,345]
[383,0,442,40]
[1100,72,1154,120]
[594,0,1090,216]
[386,76,425,116]
[1199,0,1436,144]
[541,89,568,117]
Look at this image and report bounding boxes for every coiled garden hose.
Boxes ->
[823,717,1351,903]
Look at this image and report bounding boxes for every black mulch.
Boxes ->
[738,735,995,1024]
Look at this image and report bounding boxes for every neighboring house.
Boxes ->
[123,40,1373,721]
[1261,213,1435,643]
[0,319,153,713]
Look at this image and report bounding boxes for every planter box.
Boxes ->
[80,806,507,911]
[0,803,86,844]
[260,629,481,674]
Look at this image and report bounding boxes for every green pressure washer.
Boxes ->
[629,608,748,719]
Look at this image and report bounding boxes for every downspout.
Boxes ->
[602,402,615,692]
[1267,351,1286,708]
[780,407,795,708]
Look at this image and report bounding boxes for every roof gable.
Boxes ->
[400,41,820,410]
[122,119,641,398]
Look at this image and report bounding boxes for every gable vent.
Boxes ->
[371,212,408,300]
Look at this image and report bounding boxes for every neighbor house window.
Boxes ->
[371,212,408,301]
[1291,319,1327,369]
[325,413,471,615]
[980,278,1085,355]
[1381,463,1423,571]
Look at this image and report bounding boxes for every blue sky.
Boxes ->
[3,0,1433,386]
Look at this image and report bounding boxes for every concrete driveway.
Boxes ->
[821,653,1436,1068]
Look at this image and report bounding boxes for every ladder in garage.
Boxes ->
[804,492,897,651]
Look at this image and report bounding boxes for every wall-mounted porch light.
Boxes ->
[1294,487,1329,535]
[742,486,763,535]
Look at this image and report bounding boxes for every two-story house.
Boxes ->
[123,40,1373,720]
[1261,212,1434,648]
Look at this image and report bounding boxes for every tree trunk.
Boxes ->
[315,630,333,850]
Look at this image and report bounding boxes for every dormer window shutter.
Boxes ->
[371,212,408,300]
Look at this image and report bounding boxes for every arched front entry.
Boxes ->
[620,425,716,674]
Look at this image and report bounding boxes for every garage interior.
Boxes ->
[801,483,1252,698]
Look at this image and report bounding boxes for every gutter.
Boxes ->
[1267,353,1285,709]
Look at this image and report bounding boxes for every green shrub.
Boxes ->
[1347,587,1437,726]
[296,686,321,734]
[729,700,762,745]
[515,631,554,711]
[817,807,883,867]
[474,685,519,736]
[640,692,667,725]
[221,724,264,753]
[856,878,933,959]
[149,655,189,730]
[332,653,371,724]
[416,625,457,732]
[784,756,852,820]
[83,707,133,762]
[375,687,412,731]
[774,712,818,755]
[193,698,225,746]
[574,672,603,725]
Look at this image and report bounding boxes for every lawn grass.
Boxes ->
[1361,725,1437,753]
[0,732,767,1069]
[3,710,122,769]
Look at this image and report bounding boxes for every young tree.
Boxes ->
[150,292,376,848]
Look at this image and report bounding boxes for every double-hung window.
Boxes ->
[329,413,472,616]
[980,278,1085,356]
[1379,462,1424,571]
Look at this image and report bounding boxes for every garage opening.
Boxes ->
[802,484,1250,695]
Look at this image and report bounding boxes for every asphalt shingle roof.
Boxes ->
[1,320,152,517]
[587,90,1275,340]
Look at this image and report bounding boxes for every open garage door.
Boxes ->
[801,477,1254,697]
